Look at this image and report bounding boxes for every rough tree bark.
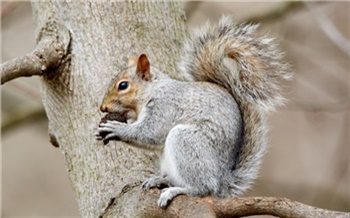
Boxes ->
[1,1,348,218]
[30,1,188,217]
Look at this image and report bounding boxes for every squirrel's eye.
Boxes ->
[118,81,129,91]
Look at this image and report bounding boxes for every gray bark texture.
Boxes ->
[30,1,188,217]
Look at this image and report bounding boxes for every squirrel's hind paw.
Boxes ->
[142,176,170,190]
[158,187,188,208]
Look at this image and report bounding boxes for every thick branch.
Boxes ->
[1,39,56,84]
[137,189,349,218]
[1,18,70,84]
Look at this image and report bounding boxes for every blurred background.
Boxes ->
[1,2,349,217]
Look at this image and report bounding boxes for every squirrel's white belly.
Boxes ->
[159,124,189,187]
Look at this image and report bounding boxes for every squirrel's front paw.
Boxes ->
[95,113,128,144]
[98,120,121,130]
[97,120,124,144]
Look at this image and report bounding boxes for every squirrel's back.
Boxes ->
[178,16,291,194]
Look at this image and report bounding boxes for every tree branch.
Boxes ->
[138,189,349,218]
[1,17,70,85]
[304,2,350,57]
[245,2,303,24]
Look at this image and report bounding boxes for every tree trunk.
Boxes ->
[30,2,188,217]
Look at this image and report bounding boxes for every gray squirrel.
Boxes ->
[96,16,291,208]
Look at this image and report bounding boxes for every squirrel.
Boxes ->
[96,16,291,208]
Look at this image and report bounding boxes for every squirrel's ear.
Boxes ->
[136,54,151,81]
[128,57,137,66]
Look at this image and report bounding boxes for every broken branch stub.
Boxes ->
[1,17,70,84]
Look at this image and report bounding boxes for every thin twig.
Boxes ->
[0,2,20,18]
[184,2,202,20]
[1,107,46,133]
[304,2,350,57]
[6,82,42,101]
[245,2,303,24]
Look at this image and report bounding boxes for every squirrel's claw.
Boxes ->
[141,174,179,208]
[95,133,103,140]
[103,132,121,141]
[98,120,124,132]
[98,123,115,131]
[96,120,124,145]
[142,176,170,190]
[94,131,110,145]
[98,123,118,134]
[157,187,188,209]
[158,188,172,208]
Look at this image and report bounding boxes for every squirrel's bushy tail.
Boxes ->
[179,16,291,194]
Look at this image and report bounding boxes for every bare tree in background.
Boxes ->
[1,2,348,217]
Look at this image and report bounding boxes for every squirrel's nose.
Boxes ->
[100,105,108,112]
